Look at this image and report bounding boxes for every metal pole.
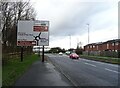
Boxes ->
[37,40,39,46]
[114,41,115,52]
[36,40,40,57]
[87,24,90,55]
[87,23,89,44]
[69,35,71,49]
[42,46,44,62]
[21,46,23,62]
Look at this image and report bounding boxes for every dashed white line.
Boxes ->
[84,62,96,67]
[105,68,119,74]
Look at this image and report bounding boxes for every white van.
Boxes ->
[32,46,41,53]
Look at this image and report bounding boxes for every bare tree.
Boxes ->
[1,0,36,55]
[1,0,36,47]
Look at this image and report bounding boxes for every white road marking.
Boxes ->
[84,62,96,67]
[81,58,118,67]
[105,68,119,74]
[91,60,118,67]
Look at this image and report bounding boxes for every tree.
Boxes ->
[1,0,36,47]
[76,42,83,55]
[49,47,63,53]
[1,0,36,55]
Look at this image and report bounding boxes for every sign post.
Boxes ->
[21,46,23,62]
[17,20,49,62]
[42,46,44,62]
[17,21,35,62]
[33,20,49,62]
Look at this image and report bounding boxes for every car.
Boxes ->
[69,53,79,59]
[65,51,71,55]
[32,46,41,53]
[59,52,63,55]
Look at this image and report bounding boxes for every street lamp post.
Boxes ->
[69,35,71,49]
[87,23,90,55]
[86,23,89,44]
[70,35,71,49]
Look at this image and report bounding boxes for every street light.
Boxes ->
[86,23,90,55]
[69,35,71,49]
[86,23,90,44]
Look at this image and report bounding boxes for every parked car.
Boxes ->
[69,53,79,59]
[59,52,63,55]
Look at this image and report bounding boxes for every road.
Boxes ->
[46,54,119,86]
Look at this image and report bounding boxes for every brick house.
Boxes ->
[84,39,120,52]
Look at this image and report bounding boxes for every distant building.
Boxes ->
[84,39,120,52]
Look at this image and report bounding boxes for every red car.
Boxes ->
[69,53,79,59]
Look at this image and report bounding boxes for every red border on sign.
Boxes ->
[17,41,36,46]
[33,26,48,32]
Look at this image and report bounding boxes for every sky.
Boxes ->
[31,0,119,49]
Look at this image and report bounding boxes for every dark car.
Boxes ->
[69,53,79,59]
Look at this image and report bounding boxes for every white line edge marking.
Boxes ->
[84,62,96,67]
[105,68,119,74]
[81,58,118,67]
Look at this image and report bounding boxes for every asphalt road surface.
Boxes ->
[46,54,119,87]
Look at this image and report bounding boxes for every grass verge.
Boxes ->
[80,55,120,65]
[2,54,39,86]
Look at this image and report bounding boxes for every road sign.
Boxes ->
[17,20,49,46]
[17,20,36,46]
[33,20,49,32]
[33,20,49,46]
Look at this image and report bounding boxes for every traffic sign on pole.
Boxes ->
[17,20,49,46]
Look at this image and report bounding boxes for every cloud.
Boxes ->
[31,0,118,49]
[49,2,116,37]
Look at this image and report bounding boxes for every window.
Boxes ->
[115,50,118,52]
[87,46,89,49]
[112,43,114,46]
[115,42,119,45]
[107,43,109,49]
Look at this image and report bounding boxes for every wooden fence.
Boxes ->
[2,46,33,65]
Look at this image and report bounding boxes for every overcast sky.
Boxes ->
[31,0,119,49]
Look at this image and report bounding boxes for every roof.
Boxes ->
[84,39,120,46]
[104,39,120,44]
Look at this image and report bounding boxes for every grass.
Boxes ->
[2,54,40,86]
[80,55,120,65]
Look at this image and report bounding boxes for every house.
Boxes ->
[84,39,120,52]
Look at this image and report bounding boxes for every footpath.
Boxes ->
[14,59,74,86]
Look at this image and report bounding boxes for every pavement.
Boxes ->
[14,59,74,86]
